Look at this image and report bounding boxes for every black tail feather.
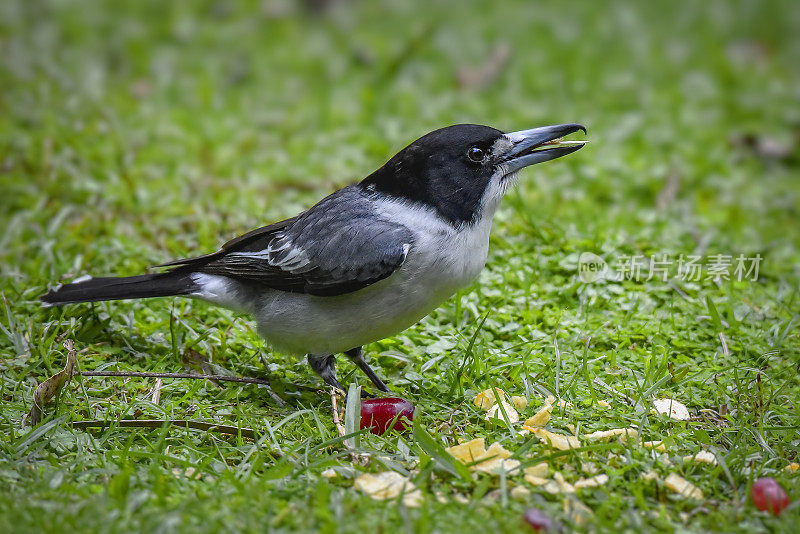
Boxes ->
[41,272,198,306]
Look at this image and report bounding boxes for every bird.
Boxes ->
[42,123,587,393]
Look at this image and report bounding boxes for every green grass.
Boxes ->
[1,0,799,531]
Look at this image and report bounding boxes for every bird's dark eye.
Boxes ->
[467,147,485,162]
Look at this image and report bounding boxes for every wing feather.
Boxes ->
[162,186,414,296]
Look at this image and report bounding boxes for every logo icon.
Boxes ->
[578,252,608,282]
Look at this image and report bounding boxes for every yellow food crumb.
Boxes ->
[583,427,638,443]
[581,461,598,475]
[471,442,521,475]
[524,462,549,478]
[511,395,528,410]
[683,450,717,465]
[485,400,519,424]
[642,440,667,452]
[445,438,486,463]
[510,486,531,500]
[525,475,549,486]
[564,497,594,527]
[574,474,609,489]
[652,398,690,421]
[522,401,553,431]
[547,472,575,494]
[474,388,506,411]
[354,471,423,507]
[533,428,581,451]
[640,470,659,482]
[321,468,338,479]
[664,473,703,500]
[446,439,520,476]
[564,496,594,525]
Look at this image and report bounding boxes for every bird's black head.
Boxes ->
[360,123,587,226]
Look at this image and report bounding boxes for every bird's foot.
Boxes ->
[344,347,391,393]
[307,354,345,393]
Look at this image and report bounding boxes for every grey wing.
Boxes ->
[195,188,414,296]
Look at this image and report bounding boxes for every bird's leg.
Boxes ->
[344,347,391,393]
[307,354,345,393]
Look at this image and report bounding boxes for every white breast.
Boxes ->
[375,197,493,285]
[194,198,496,356]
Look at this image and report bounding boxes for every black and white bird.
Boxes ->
[42,123,587,392]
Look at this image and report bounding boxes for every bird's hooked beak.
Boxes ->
[497,123,587,175]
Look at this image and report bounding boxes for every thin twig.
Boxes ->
[330,387,367,465]
[718,332,730,356]
[330,388,346,438]
[70,419,258,439]
[78,370,318,391]
[80,370,270,385]
[656,168,681,210]
[150,377,163,405]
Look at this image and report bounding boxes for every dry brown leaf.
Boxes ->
[26,340,78,426]
[664,473,703,500]
[574,474,609,489]
[532,428,581,451]
[474,388,505,411]
[445,438,486,463]
[653,398,690,421]
[485,400,519,424]
[511,395,528,410]
[354,471,423,507]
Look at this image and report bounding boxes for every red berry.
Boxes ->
[522,508,554,532]
[751,477,789,516]
[359,397,414,435]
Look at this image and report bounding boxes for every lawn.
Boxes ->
[1,0,799,532]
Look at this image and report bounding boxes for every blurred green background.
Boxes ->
[2,0,798,275]
[1,0,799,532]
